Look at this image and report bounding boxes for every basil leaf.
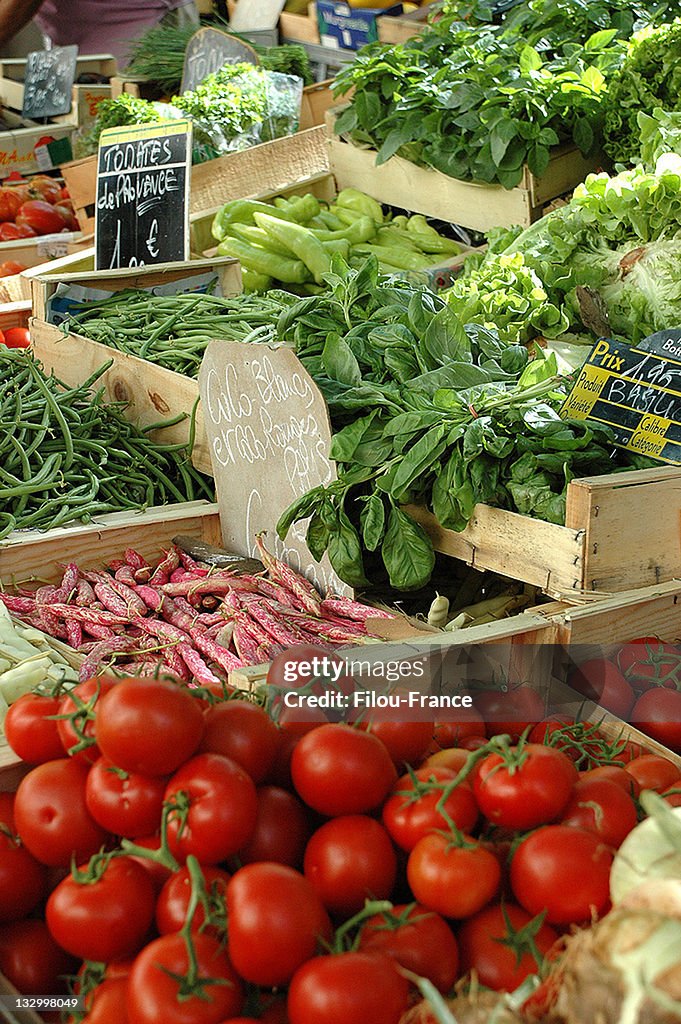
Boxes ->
[327,511,370,587]
[307,510,331,562]
[276,486,324,540]
[360,493,386,551]
[421,306,472,367]
[389,424,449,497]
[330,410,379,462]
[322,333,362,386]
[382,506,435,590]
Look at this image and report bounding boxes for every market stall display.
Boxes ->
[6,4,681,1024]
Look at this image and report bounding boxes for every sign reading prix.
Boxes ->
[22,44,78,119]
[95,120,192,271]
[561,330,681,463]
[180,27,259,94]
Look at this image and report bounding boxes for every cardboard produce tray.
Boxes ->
[327,107,606,231]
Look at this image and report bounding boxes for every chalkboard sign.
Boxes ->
[561,334,681,463]
[22,45,78,119]
[198,340,351,597]
[95,120,192,271]
[181,27,259,93]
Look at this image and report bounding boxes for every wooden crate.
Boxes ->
[61,124,330,233]
[328,108,606,231]
[0,109,74,179]
[29,257,241,476]
[377,4,430,42]
[0,298,30,331]
[0,232,91,303]
[406,466,681,600]
[280,4,322,43]
[0,54,116,127]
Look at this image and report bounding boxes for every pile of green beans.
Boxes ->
[66,290,291,377]
[0,351,214,540]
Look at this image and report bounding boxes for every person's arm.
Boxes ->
[0,0,45,47]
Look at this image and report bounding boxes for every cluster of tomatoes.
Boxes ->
[570,636,681,753]
[1,649,680,1024]
[0,172,78,243]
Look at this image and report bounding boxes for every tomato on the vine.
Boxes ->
[85,756,166,836]
[617,638,681,691]
[164,753,257,864]
[0,918,76,994]
[95,677,205,776]
[458,903,558,992]
[511,825,612,925]
[303,815,397,916]
[568,659,635,718]
[47,856,155,961]
[239,785,310,868]
[474,686,545,741]
[382,766,478,851]
[14,758,108,866]
[4,692,64,763]
[361,716,434,767]
[358,903,459,993]
[227,863,331,986]
[287,952,410,1024]
[199,700,280,783]
[127,932,244,1024]
[291,723,396,816]
[560,777,636,847]
[631,688,681,753]
[625,753,681,793]
[407,832,500,919]
[156,864,230,936]
[474,743,577,831]
[57,677,116,764]
[0,827,46,922]
[429,707,486,750]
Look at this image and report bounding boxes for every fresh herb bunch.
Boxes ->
[603,19,681,165]
[276,257,642,591]
[500,0,681,50]
[333,27,621,188]
[79,94,164,153]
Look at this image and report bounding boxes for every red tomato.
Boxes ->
[85,757,166,837]
[126,834,173,892]
[460,734,489,751]
[199,700,280,783]
[0,222,36,240]
[0,791,14,830]
[474,686,545,741]
[0,187,24,221]
[580,764,640,798]
[3,327,31,348]
[227,863,331,986]
[511,825,612,925]
[26,175,63,204]
[0,827,46,922]
[47,856,155,961]
[288,952,409,1024]
[304,815,397,916]
[81,977,129,1024]
[16,199,65,235]
[164,753,257,864]
[362,717,434,767]
[0,260,27,276]
[458,902,558,992]
[474,744,577,831]
[560,777,637,847]
[95,677,205,776]
[156,864,230,936]
[421,747,473,774]
[127,932,244,1024]
[382,766,478,851]
[0,919,76,994]
[625,753,681,793]
[291,724,396,816]
[430,707,486,750]
[568,659,635,718]
[267,644,342,694]
[358,903,459,993]
[239,785,310,868]
[631,689,681,752]
[407,833,501,919]
[57,678,116,764]
[14,758,109,866]
[52,203,78,230]
[4,692,64,762]
[618,639,681,691]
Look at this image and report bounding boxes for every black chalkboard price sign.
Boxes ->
[561,332,681,464]
[181,27,259,94]
[22,45,78,119]
[95,120,192,271]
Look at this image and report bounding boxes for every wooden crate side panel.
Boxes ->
[596,708,681,769]
[300,80,335,131]
[328,137,534,231]
[0,299,30,330]
[30,319,213,476]
[554,580,681,648]
[279,8,321,43]
[0,502,221,585]
[566,467,681,592]
[189,126,330,216]
[377,15,426,43]
[404,503,585,596]
[529,146,606,206]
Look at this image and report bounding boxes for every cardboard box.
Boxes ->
[317,1,403,48]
